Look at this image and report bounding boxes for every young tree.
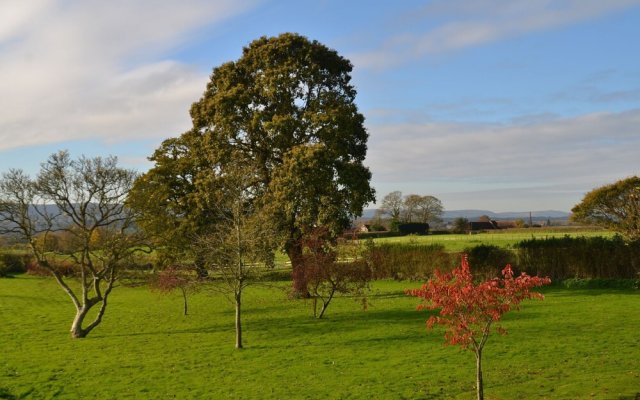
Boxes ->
[406,256,551,400]
[129,33,375,294]
[571,176,640,240]
[194,167,277,349]
[298,228,371,318]
[150,265,199,316]
[0,151,146,338]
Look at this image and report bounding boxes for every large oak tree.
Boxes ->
[129,33,375,291]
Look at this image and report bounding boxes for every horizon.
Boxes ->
[1,1,639,212]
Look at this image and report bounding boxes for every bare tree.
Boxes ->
[379,191,403,221]
[0,151,147,338]
[415,195,444,225]
[402,194,422,223]
[194,169,277,349]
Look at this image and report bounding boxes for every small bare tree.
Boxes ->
[0,151,147,338]
[150,265,200,316]
[194,169,277,349]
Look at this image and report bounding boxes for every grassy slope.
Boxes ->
[374,229,615,252]
[1,275,639,399]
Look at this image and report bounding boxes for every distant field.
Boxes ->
[1,275,638,399]
[373,228,615,252]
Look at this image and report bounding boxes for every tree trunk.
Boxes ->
[70,308,89,338]
[235,291,242,349]
[287,241,309,297]
[181,287,188,316]
[475,349,484,400]
[316,288,335,319]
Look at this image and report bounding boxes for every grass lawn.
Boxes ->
[1,275,638,399]
[374,229,615,252]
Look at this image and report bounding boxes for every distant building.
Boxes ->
[467,221,499,232]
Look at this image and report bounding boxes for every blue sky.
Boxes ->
[1,0,639,212]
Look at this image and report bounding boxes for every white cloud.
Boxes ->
[367,108,640,187]
[352,0,640,69]
[0,0,260,151]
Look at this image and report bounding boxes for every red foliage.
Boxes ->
[150,265,197,294]
[406,255,551,349]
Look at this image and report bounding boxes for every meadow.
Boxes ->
[1,274,639,399]
[373,228,615,252]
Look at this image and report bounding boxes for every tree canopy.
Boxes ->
[129,33,375,284]
[571,176,640,240]
[378,191,444,227]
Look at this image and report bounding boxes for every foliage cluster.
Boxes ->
[571,175,640,240]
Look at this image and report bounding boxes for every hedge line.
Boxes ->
[364,236,640,282]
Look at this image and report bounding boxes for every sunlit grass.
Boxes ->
[374,228,615,252]
[0,275,638,399]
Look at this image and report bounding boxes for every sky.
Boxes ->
[1,0,639,213]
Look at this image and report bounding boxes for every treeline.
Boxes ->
[363,235,640,282]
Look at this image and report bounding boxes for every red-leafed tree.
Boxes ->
[297,228,371,318]
[406,255,551,400]
[150,265,199,316]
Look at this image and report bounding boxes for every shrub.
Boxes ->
[0,252,30,277]
[365,242,455,280]
[397,223,429,235]
[464,245,515,280]
[26,260,77,277]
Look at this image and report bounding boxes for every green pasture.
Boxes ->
[373,228,615,252]
[1,275,638,399]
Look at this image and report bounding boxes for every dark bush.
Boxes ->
[397,223,429,235]
[0,252,30,277]
[465,245,516,280]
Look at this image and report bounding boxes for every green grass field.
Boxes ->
[374,228,615,252]
[1,275,638,399]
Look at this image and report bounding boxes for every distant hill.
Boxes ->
[441,210,571,220]
[359,209,570,220]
